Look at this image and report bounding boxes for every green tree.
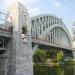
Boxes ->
[56,51,63,63]
[46,49,57,59]
[22,26,27,34]
[33,48,46,62]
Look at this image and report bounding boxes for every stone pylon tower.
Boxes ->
[7,2,33,75]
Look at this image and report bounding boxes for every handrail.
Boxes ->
[0,11,12,23]
[32,37,73,50]
[0,12,11,18]
[0,12,12,32]
[0,28,11,32]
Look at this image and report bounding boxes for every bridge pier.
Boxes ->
[0,39,11,75]
[72,50,75,60]
[6,2,33,75]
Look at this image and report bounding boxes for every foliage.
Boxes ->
[46,51,51,58]
[33,48,46,62]
[56,51,63,63]
[22,26,27,34]
[64,60,75,65]
[33,48,65,65]
[46,49,57,59]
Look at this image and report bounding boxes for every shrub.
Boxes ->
[22,26,27,34]
[56,51,63,63]
[33,48,46,62]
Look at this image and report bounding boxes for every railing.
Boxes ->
[0,12,12,32]
[32,37,73,50]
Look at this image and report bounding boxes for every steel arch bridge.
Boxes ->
[30,14,73,56]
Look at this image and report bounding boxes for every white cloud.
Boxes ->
[53,0,61,7]
[0,0,2,2]
[0,0,40,17]
[21,0,39,4]
[28,7,40,17]
[1,0,39,7]
[19,0,41,16]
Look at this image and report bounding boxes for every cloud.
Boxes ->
[53,0,61,7]
[28,7,40,17]
[0,0,2,2]
[1,0,39,7]
[0,0,40,17]
[19,0,41,16]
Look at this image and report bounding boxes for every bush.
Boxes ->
[22,26,27,34]
[56,51,63,63]
[33,48,46,62]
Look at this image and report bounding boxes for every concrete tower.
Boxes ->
[7,2,33,75]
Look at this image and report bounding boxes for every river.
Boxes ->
[33,65,75,75]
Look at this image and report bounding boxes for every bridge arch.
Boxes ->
[30,14,72,54]
[44,25,72,48]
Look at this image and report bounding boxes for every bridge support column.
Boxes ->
[72,50,75,60]
[7,2,33,75]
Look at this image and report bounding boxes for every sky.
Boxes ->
[0,0,75,36]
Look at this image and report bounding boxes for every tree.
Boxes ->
[22,25,27,34]
[33,48,46,62]
[46,49,57,58]
[56,51,63,63]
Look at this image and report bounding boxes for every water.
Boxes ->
[33,65,75,75]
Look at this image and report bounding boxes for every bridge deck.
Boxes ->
[32,38,75,51]
[0,28,12,37]
[0,12,12,37]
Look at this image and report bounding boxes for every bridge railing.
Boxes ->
[32,37,72,50]
[0,12,12,32]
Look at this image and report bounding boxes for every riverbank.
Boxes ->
[33,59,75,67]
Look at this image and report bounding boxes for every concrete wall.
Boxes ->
[7,2,33,75]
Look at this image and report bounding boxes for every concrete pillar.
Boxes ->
[72,50,75,60]
[72,41,75,60]
[7,2,33,75]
